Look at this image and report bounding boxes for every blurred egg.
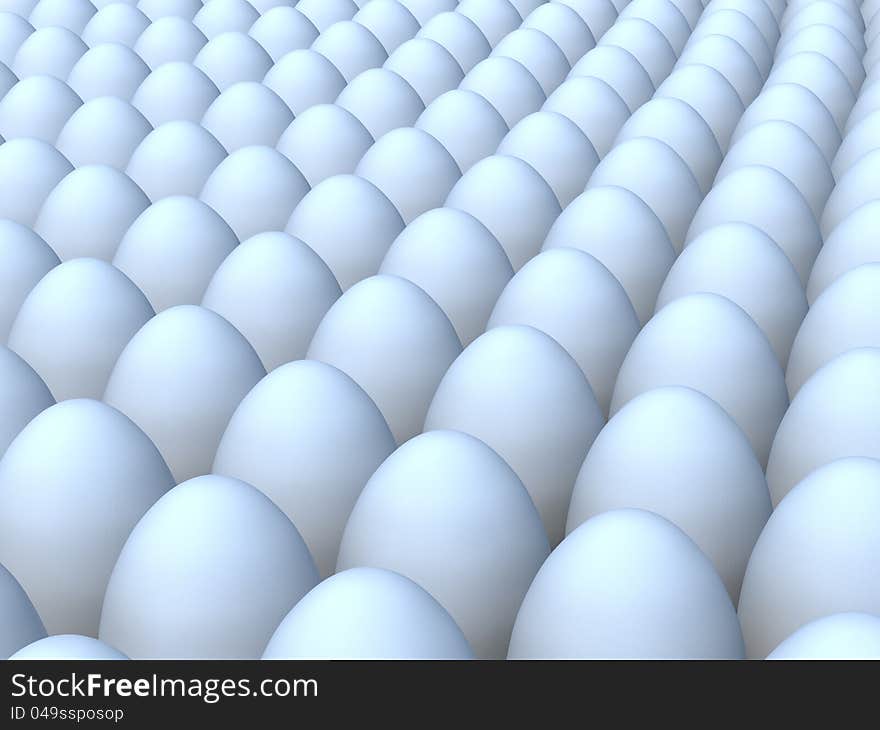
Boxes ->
[263,568,473,659]
[425,325,604,544]
[262,49,346,115]
[214,360,394,576]
[337,429,550,658]
[99,475,319,658]
[767,613,880,660]
[508,509,745,659]
[55,96,151,170]
[202,232,341,370]
[0,562,45,659]
[0,74,81,143]
[307,274,461,443]
[286,174,403,291]
[0,345,53,457]
[11,635,127,660]
[0,399,174,634]
[612,293,788,466]
[459,55,546,128]
[131,62,219,126]
[379,207,513,346]
[739,457,880,657]
[335,67,423,140]
[104,305,266,482]
[568,387,771,600]
[0,137,72,226]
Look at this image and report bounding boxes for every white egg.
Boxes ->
[767,613,880,660]
[657,223,807,366]
[0,74,81,143]
[398,0,455,26]
[686,10,772,76]
[81,3,149,48]
[0,12,33,68]
[620,0,692,54]
[379,207,513,346]
[0,138,72,226]
[9,258,153,401]
[488,248,638,415]
[508,509,745,659]
[656,64,744,152]
[384,38,463,106]
[766,52,855,132]
[194,31,273,91]
[0,345,53,457]
[125,121,226,201]
[676,33,763,106]
[776,25,863,93]
[286,174,403,291]
[613,293,788,466]
[307,274,460,443]
[99,475,318,658]
[131,17,207,69]
[0,220,59,342]
[425,325,604,544]
[845,80,880,134]
[542,76,630,159]
[66,42,150,101]
[456,0,521,47]
[600,18,676,88]
[295,0,358,33]
[263,567,473,659]
[0,399,174,635]
[808,201,880,303]
[28,0,94,33]
[459,56,546,128]
[569,387,771,600]
[337,429,550,658]
[446,154,560,271]
[554,0,617,38]
[137,0,202,22]
[202,232,341,370]
[11,635,127,660]
[833,109,880,179]
[335,67,423,140]
[686,165,821,286]
[569,45,654,113]
[311,20,387,83]
[416,10,491,73]
[822,149,880,238]
[131,62,219,126]
[193,0,258,40]
[543,185,675,325]
[104,305,266,482]
[491,28,569,97]
[784,2,862,49]
[739,457,880,658]
[55,96,151,170]
[355,127,460,224]
[200,145,310,241]
[522,3,593,68]
[262,48,346,115]
[587,137,703,253]
[200,81,291,153]
[0,561,45,659]
[214,360,394,576]
[12,26,86,81]
[415,89,507,174]
[276,104,373,187]
[248,7,318,62]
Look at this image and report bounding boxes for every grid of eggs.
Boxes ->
[1,0,879,661]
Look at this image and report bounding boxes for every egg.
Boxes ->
[569,45,654,112]
[199,145,310,241]
[132,18,207,69]
[459,56,546,128]
[686,165,821,286]
[656,223,808,367]
[263,567,473,659]
[193,0,258,40]
[66,43,150,101]
[425,325,604,544]
[248,7,317,62]
[739,457,880,658]
[508,509,745,659]
[488,248,638,415]
[776,26,863,93]
[767,52,854,132]
[8,258,153,401]
[125,121,227,201]
[822,149,880,239]
[687,10,772,76]
[276,104,373,187]
[417,11,491,73]
[0,345,53,459]
[379,207,513,346]
[491,28,569,97]
[0,138,72,226]
[0,562,46,659]
[307,274,460,443]
[542,76,630,159]
[555,0,617,38]
[202,232,341,370]
[131,62,219,126]
[337,429,550,658]
[543,185,675,325]
[81,4,149,48]
[600,18,676,88]
[414,89,508,174]
[833,109,880,179]
[200,81,292,152]
[620,0,691,54]
[336,67,423,140]
[0,74,82,144]
[286,174,403,291]
[295,0,358,33]
[55,96,151,170]
[398,0,456,26]
[137,0,202,22]
[12,26,86,81]
[28,0,94,34]
[311,20,387,83]
[194,31,273,91]
[11,635,127,660]
[0,12,33,69]
[0,399,174,635]
[521,4,593,67]
[675,33,762,105]
[456,0,521,47]
[0,220,59,342]
[767,613,880,660]
[446,154,561,271]
[263,49,346,116]
[214,360,394,576]
[613,293,788,466]
[384,38,463,105]
[99,475,319,658]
